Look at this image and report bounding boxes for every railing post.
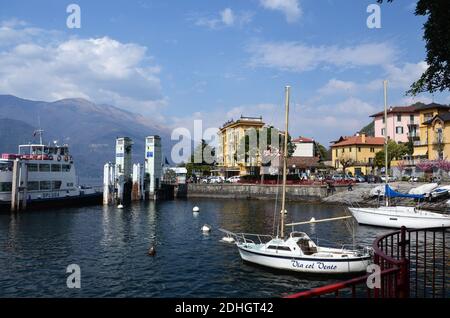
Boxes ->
[397,226,410,298]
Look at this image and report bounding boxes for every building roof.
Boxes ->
[292,136,314,143]
[286,156,321,168]
[369,103,450,118]
[423,112,450,125]
[370,105,417,117]
[331,135,384,147]
[220,115,265,130]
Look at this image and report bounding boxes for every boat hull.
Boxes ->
[237,246,371,274]
[0,192,102,212]
[348,207,450,229]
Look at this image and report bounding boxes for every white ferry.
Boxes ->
[0,136,102,211]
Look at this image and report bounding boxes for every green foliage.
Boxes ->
[316,143,329,160]
[359,122,375,137]
[378,0,450,95]
[374,140,409,168]
[186,139,215,177]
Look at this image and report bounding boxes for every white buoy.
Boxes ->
[202,224,211,233]
[221,236,235,243]
[193,206,200,212]
[117,204,124,209]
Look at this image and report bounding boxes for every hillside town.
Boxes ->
[186,102,450,185]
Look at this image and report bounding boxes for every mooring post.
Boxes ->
[11,159,19,212]
[397,226,410,298]
[21,161,28,210]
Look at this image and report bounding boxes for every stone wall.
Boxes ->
[187,183,351,202]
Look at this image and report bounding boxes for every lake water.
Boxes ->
[0,199,392,297]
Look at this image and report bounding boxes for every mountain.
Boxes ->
[0,95,172,178]
[359,121,375,137]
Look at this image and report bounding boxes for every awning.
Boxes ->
[413,147,428,157]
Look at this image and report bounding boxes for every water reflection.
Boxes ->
[0,199,441,297]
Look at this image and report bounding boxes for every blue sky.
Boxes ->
[0,0,449,146]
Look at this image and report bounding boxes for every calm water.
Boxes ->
[0,199,392,298]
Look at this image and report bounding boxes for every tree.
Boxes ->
[338,155,354,174]
[378,0,450,94]
[374,140,409,169]
[186,139,216,177]
[315,143,329,160]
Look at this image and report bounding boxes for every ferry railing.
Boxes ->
[285,226,449,298]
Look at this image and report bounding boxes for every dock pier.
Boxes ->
[103,135,174,206]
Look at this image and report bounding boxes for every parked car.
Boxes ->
[226,176,241,183]
[409,176,419,182]
[381,175,396,182]
[208,176,224,184]
[366,175,382,183]
[355,175,366,183]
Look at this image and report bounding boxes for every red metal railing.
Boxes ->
[285,226,449,298]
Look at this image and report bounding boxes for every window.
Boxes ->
[381,128,385,136]
[67,182,74,187]
[424,112,433,122]
[28,181,39,191]
[51,164,61,172]
[62,165,71,172]
[358,147,361,152]
[397,114,401,122]
[39,164,50,172]
[437,128,443,143]
[40,181,51,190]
[52,181,62,190]
[349,147,352,152]
[267,245,291,251]
[27,164,38,172]
[335,149,338,156]
[0,182,12,192]
[396,126,404,134]
[382,117,385,124]
[370,148,375,153]
[410,114,414,122]
[341,148,344,153]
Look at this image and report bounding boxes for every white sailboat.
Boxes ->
[348,81,450,229]
[221,86,372,274]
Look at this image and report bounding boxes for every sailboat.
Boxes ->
[348,81,450,229]
[220,86,372,274]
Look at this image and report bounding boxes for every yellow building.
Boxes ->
[217,116,265,177]
[413,103,450,160]
[331,134,384,175]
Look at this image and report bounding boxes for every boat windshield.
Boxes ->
[0,161,13,171]
[297,238,317,255]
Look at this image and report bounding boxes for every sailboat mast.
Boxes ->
[383,80,389,206]
[280,85,290,239]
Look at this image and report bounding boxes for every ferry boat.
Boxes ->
[0,134,102,211]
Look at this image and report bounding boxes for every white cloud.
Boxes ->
[221,8,235,26]
[248,41,397,72]
[0,21,166,117]
[259,0,302,23]
[193,9,252,29]
[318,79,358,95]
[384,61,428,90]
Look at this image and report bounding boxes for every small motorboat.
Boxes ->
[408,183,438,197]
[430,185,450,199]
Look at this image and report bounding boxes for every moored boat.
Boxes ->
[0,132,102,211]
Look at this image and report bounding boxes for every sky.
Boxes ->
[0,0,449,147]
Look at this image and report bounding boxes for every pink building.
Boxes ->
[370,105,419,143]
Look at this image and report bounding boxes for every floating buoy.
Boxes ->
[117,204,124,209]
[202,224,211,233]
[148,245,156,256]
[221,236,235,243]
[193,206,200,212]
